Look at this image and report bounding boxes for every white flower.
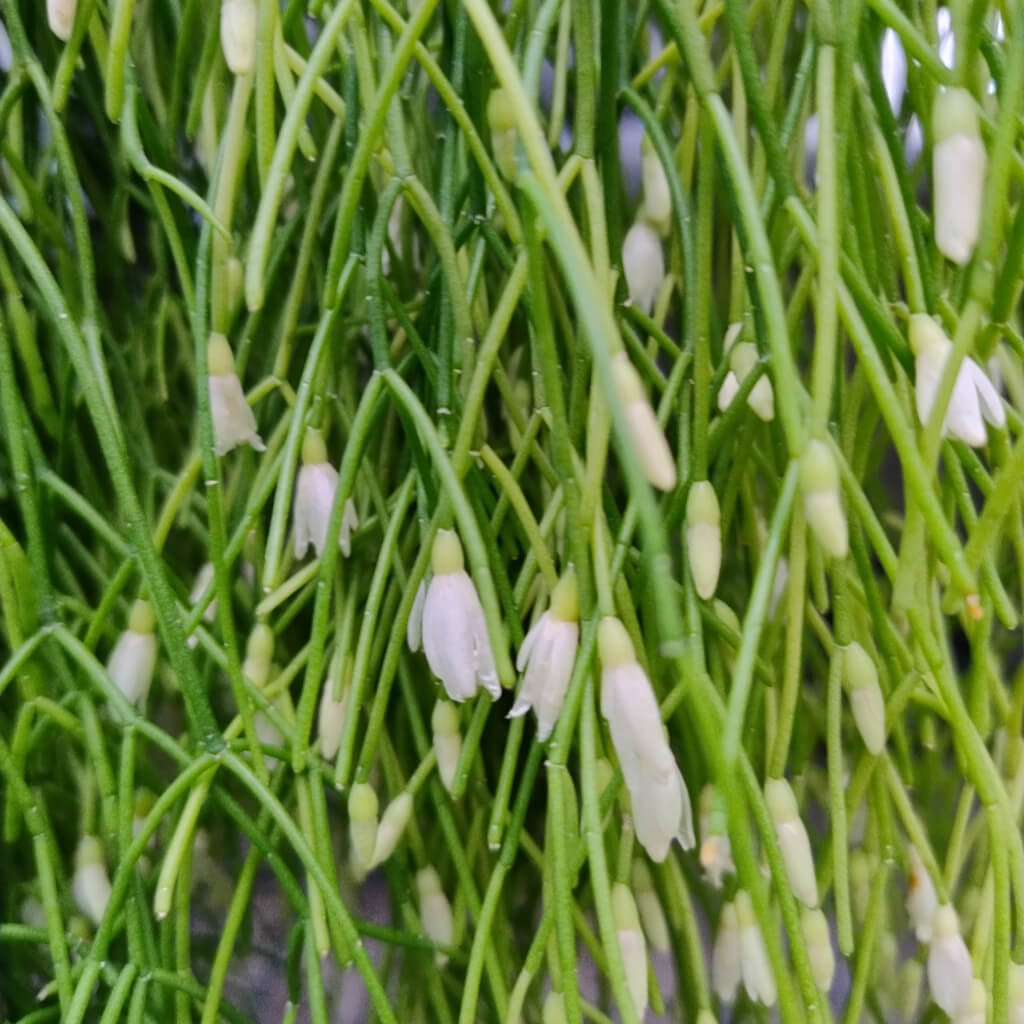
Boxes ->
[72,836,112,927]
[508,568,579,741]
[641,136,672,236]
[612,882,649,1017]
[800,439,848,559]
[954,979,987,1024]
[765,777,818,908]
[598,617,694,861]
[612,352,677,491]
[632,859,670,953]
[107,600,157,707]
[416,867,454,967]
[293,428,358,558]
[370,792,413,867]
[711,900,742,1002]
[686,481,721,600]
[348,783,378,874]
[409,530,500,702]
[432,699,461,793]
[622,219,664,315]
[699,785,734,889]
[801,907,834,992]
[906,844,938,942]
[208,333,265,456]
[718,326,775,422]
[187,563,217,649]
[220,0,256,75]
[735,890,777,1007]
[910,314,1005,447]
[842,642,886,755]
[47,0,77,39]
[932,89,986,265]
[318,665,351,761]
[927,904,973,1016]
[881,29,907,113]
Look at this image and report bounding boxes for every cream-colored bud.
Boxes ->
[348,783,379,872]
[318,676,351,761]
[906,844,938,942]
[431,529,465,575]
[801,907,834,992]
[370,793,413,867]
[220,0,257,75]
[712,900,742,1002]
[432,700,461,792]
[954,978,986,1024]
[632,860,670,953]
[928,904,973,1017]
[487,89,518,180]
[843,642,886,754]
[622,220,665,316]
[933,89,985,265]
[416,866,454,966]
[800,440,848,559]
[640,136,672,236]
[611,353,677,491]
[730,342,775,421]
[686,481,721,599]
[612,883,648,1017]
[72,836,112,927]
[47,0,77,39]
[765,777,818,908]
[735,890,776,1007]
[542,991,568,1024]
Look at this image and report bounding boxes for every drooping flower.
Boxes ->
[800,439,848,559]
[416,866,454,967]
[906,844,939,942]
[208,333,265,456]
[632,859,670,953]
[47,0,77,39]
[409,530,500,702]
[801,907,835,992]
[370,792,413,867]
[765,777,818,908]
[598,616,695,861]
[640,135,672,236]
[699,785,734,889]
[220,0,257,75]
[735,890,777,1007]
[686,481,721,600]
[842,642,886,755]
[348,783,379,874]
[432,699,462,793]
[909,314,1005,448]
[613,882,649,1017]
[107,599,158,707]
[293,428,358,558]
[508,568,579,741]
[622,219,664,315]
[932,89,986,265]
[711,900,742,1002]
[611,352,677,491]
[72,836,112,927]
[927,904,973,1017]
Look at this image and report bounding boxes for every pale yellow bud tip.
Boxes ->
[246,624,274,665]
[933,88,979,143]
[348,783,378,823]
[597,616,635,670]
[128,599,155,635]
[208,333,236,376]
[302,428,327,466]
[431,529,464,575]
[432,699,460,737]
[549,567,579,623]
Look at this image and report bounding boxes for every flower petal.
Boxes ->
[966,357,1006,429]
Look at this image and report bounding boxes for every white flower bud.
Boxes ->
[72,836,112,927]
[294,429,358,558]
[416,866,454,967]
[487,89,518,181]
[711,900,742,1002]
[370,792,413,867]
[909,314,1005,447]
[611,352,677,492]
[699,784,734,889]
[47,0,77,40]
[932,89,986,265]
[843,642,886,755]
[729,342,775,421]
[318,676,351,761]
[542,990,568,1024]
[735,890,776,1007]
[640,136,672,236]
[107,600,158,707]
[187,563,217,649]
[953,978,986,1024]
[906,844,938,942]
[347,783,378,873]
[208,333,265,455]
[899,957,924,1020]
[432,700,462,793]
[631,860,670,953]
[242,623,274,689]
[599,617,694,860]
[612,882,649,1018]
[686,481,721,600]
[622,219,664,316]
[800,440,848,559]
[411,531,500,702]
[220,0,257,75]
[927,904,973,1016]
[801,907,834,992]
[509,568,579,741]
[765,777,818,908]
